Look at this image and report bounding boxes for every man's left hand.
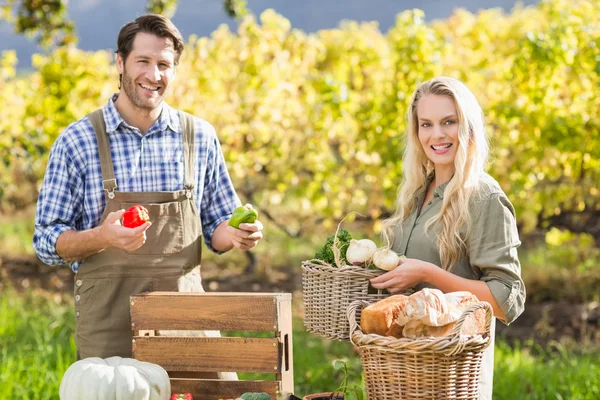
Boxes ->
[227,204,263,251]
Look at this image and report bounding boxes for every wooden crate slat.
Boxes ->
[133,337,280,373]
[277,297,294,393]
[130,292,287,331]
[170,378,279,400]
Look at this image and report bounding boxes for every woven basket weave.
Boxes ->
[301,260,391,341]
[348,300,493,400]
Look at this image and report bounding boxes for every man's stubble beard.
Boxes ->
[121,66,165,113]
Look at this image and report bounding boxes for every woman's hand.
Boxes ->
[370,257,432,294]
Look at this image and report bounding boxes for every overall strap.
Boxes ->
[88,109,117,199]
[179,111,196,199]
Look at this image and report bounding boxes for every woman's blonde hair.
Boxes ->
[382,76,490,270]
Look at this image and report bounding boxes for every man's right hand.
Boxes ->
[56,209,152,262]
[99,210,152,252]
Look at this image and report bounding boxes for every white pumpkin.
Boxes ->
[59,356,170,400]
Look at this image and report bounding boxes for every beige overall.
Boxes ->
[74,109,233,378]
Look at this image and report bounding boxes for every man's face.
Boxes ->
[117,32,176,111]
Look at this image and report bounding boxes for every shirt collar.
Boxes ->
[434,180,450,199]
[102,94,181,134]
[425,174,451,200]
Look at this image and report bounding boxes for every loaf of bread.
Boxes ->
[405,288,449,326]
[360,294,410,336]
[435,291,480,326]
[402,304,487,338]
[360,289,487,339]
[402,320,455,338]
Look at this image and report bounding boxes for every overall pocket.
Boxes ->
[122,201,185,255]
[73,277,99,330]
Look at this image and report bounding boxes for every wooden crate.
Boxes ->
[130,292,293,400]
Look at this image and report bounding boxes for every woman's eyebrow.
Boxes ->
[419,114,457,122]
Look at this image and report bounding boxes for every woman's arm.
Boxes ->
[371,191,525,325]
[370,259,506,321]
[421,262,506,321]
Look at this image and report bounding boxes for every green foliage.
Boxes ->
[542,229,600,272]
[0,0,76,47]
[0,208,35,256]
[332,360,364,400]
[0,0,244,48]
[224,0,249,20]
[522,269,600,303]
[0,0,599,243]
[240,392,272,400]
[314,228,353,266]
[146,0,178,19]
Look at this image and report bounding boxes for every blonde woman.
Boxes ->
[370,76,525,399]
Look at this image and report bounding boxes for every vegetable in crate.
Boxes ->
[122,205,150,228]
[313,228,353,266]
[228,205,259,228]
[240,393,272,400]
[171,394,193,400]
[59,356,170,400]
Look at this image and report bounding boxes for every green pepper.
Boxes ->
[228,206,259,228]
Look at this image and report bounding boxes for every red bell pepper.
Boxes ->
[122,205,150,228]
[170,394,193,400]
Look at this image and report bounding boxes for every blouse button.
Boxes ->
[75,295,81,302]
[76,279,83,287]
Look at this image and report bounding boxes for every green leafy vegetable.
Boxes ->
[314,228,353,266]
[240,392,272,400]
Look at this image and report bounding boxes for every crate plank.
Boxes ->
[130,292,289,331]
[133,337,280,373]
[277,297,294,393]
[170,378,279,400]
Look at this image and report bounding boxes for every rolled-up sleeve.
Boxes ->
[33,134,84,266]
[468,193,526,324]
[198,122,241,253]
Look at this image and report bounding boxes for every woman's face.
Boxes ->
[416,94,460,174]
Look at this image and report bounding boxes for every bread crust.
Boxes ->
[360,290,487,339]
[360,294,410,336]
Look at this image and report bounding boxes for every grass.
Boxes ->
[1,286,599,400]
[0,289,75,399]
[494,340,600,399]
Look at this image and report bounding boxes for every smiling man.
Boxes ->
[33,15,262,371]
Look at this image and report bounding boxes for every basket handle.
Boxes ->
[347,300,370,345]
[443,301,493,356]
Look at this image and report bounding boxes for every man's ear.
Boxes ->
[116,53,124,74]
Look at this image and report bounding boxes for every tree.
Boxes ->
[0,0,248,48]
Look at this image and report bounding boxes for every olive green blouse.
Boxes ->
[392,173,525,324]
[391,173,526,399]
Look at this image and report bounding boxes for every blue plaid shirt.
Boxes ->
[33,94,241,272]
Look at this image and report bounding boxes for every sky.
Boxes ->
[0,0,540,69]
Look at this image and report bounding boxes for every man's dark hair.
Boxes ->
[116,14,185,65]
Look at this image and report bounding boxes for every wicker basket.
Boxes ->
[348,300,493,399]
[301,260,391,341]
